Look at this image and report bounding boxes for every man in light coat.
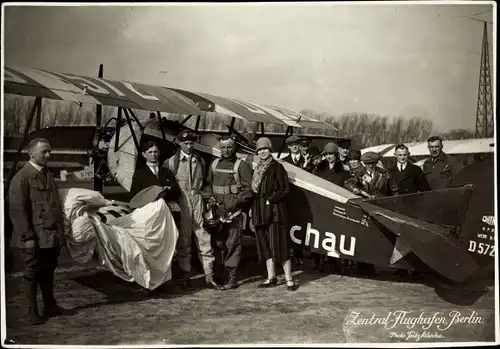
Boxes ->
[164,130,224,290]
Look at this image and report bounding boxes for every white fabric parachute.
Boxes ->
[58,188,179,290]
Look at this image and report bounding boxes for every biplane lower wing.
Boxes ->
[4,65,334,131]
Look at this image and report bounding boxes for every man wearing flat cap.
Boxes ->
[336,139,351,172]
[282,135,305,168]
[345,151,392,198]
[164,130,223,290]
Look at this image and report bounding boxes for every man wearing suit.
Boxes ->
[388,144,431,195]
[282,135,305,168]
[281,135,305,265]
[130,140,182,217]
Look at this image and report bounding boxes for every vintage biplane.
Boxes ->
[3,65,496,286]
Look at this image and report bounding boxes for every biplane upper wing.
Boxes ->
[361,138,494,157]
[195,91,336,131]
[4,65,334,131]
[4,66,203,116]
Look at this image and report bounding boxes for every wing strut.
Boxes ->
[156,111,166,141]
[94,63,104,192]
[6,97,42,186]
[180,114,192,125]
[278,125,293,159]
[114,107,122,152]
[35,98,42,131]
[126,108,143,129]
[195,115,201,131]
[123,108,141,152]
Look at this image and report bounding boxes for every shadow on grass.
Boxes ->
[69,269,205,312]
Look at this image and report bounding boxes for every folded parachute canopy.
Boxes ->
[59,188,179,290]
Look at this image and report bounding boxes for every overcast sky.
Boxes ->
[3,2,495,132]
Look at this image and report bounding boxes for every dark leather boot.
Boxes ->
[40,272,75,318]
[226,267,238,289]
[181,272,193,290]
[39,273,57,310]
[23,278,43,325]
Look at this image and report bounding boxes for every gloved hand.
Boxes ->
[24,240,36,254]
[207,196,219,207]
[156,188,172,202]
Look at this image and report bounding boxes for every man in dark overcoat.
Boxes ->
[9,138,73,325]
[422,136,462,190]
[388,144,431,195]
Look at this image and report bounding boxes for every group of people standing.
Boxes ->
[130,130,298,293]
[283,134,462,197]
[8,130,463,326]
[281,134,463,274]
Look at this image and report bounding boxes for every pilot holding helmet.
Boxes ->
[202,135,253,289]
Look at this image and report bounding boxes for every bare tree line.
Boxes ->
[3,95,476,149]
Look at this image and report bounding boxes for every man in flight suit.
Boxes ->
[164,130,224,290]
[9,138,73,325]
[203,135,253,289]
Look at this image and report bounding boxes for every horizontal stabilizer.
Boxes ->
[356,200,480,283]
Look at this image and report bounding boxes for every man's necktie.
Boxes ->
[188,155,193,190]
[39,167,48,189]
